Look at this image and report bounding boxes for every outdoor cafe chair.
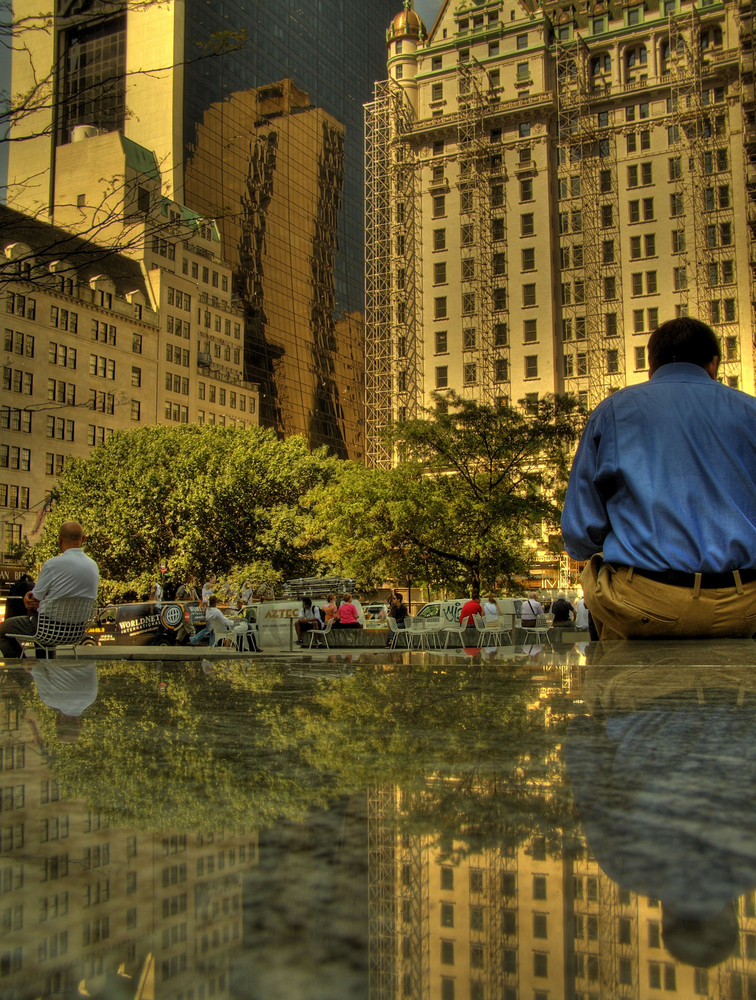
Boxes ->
[473,613,512,647]
[8,596,98,659]
[387,616,413,648]
[519,614,553,646]
[308,619,334,649]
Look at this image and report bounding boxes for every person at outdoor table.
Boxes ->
[459,595,483,626]
[322,593,338,623]
[386,592,408,647]
[334,593,362,629]
[520,593,544,627]
[483,594,499,618]
[189,595,245,646]
[550,593,575,627]
[0,521,99,659]
[295,597,322,644]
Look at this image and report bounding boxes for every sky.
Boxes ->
[415,0,444,28]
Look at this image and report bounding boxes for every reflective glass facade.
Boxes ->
[182,0,399,319]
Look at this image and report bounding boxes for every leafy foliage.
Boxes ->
[32,425,336,590]
[308,393,586,594]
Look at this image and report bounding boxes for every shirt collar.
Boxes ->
[650,362,715,383]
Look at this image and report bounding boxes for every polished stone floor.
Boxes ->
[2,639,755,999]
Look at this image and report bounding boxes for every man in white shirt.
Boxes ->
[0,521,99,658]
[520,593,544,627]
[189,595,251,647]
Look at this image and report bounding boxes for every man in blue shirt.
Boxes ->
[561,317,756,639]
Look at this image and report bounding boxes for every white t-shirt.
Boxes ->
[483,601,499,617]
[33,547,99,615]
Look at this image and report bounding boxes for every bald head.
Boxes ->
[58,521,85,551]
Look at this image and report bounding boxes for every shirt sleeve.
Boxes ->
[31,560,54,603]
[561,406,614,560]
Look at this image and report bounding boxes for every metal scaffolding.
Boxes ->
[367,785,398,1000]
[556,35,624,410]
[457,58,499,405]
[365,80,422,469]
[668,9,707,318]
[741,0,756,387]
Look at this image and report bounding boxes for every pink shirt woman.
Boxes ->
[334,594,361,629]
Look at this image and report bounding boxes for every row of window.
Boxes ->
[180,258,229,292]
[0,485,30,509]
[197,384,255,412]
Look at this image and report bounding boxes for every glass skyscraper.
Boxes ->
[9,0,402,457]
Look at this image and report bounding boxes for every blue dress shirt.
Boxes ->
[561,363,756,573]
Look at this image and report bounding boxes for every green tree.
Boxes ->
[310,393,585,595]
[31,425,336,590]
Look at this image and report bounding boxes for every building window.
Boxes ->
[522,284,536,307]
[433,228,446,251]
[524,355,538,379]
[435,366,448,389]
[463,363,477,385]
[521,248,535,271]
[435,331,447,354]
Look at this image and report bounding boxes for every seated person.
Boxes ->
[459,595,483,626]
[295,597,322,644]
[520,593,544,627]
[550,593,575,627]
[321,593,338,623]
[386,592,408,647]
[333,593,362,629]
[483,594,499,618]
[190,595,246,646]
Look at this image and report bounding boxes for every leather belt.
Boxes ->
[614,565,756,590]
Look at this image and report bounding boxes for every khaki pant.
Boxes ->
[581,555,756,640]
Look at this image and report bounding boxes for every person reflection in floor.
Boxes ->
[566,651,756,969]
[30,662,98,742]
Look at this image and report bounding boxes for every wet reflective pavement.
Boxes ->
[2,639,756,999]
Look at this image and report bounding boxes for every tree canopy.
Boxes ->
[31,424,336,596]
[308,393,586,595]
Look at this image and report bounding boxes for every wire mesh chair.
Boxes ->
[519,614,553,645]
[387,616,413,648]
[308,620,334,649]
[7,597,98,659]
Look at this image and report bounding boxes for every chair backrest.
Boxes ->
[472,613,487,631]
[387,617,398,634]
[533,614,550,628]
[35,597,98,648]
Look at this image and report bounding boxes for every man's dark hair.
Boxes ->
[647,317,720,372]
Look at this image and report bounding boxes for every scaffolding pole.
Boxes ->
[365,80,422,469]
[740,0,756,389]
[457,58,498,405]
[367,785,398,1000]
[556,36,623,409]
[669,10,707,319]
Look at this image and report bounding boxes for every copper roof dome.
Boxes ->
[387,0,427,44]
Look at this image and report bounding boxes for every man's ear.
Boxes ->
[705,356,720,379]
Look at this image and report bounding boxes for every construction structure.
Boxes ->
[365,0,756,464]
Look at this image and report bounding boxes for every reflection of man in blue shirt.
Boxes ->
[562,318,756,639]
